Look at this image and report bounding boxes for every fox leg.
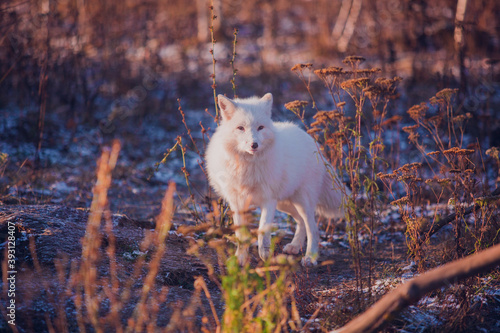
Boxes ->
[232,211,250,265]
[258,200,277,261]
[277,202,306,255]
[293,203,319,266]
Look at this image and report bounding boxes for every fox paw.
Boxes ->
[258,246,270,261]
[236,246,249,265]
[283,243,302,255]
[301,255,318,267]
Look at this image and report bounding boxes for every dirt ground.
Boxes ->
[0,105,499,332]
[2,192,498,332]
[1,71,499,331]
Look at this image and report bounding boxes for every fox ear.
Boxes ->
[261,93,273,116]
[218,95,235,121]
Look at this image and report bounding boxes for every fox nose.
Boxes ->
[251,142,259,149]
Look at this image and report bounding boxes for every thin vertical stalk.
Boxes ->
[209,0,219,123]
[230,27,239,98]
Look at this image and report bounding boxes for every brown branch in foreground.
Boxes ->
[419,187,500,239]
[332,243,500,333]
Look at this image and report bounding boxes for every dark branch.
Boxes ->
[332,243,500,333]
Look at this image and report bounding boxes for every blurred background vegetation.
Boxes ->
[2,0,499,108]
[1,0,499,171]
[1,2,500,331]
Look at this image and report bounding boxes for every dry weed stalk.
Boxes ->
[387,163,427,271]
[288,56,403,310]
[63,141,218,332]
[396,88,492,263]
[230,27,239,98]
[79,140,120,333]
[209,0,219,122]
[130,182,175,331]
[291,63,319,112]
[151,44,499,330]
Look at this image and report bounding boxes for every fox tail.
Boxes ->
[316,171,350,219]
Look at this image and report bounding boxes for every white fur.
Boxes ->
[205,93,348,266]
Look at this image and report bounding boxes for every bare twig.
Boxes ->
[419,187,500,240]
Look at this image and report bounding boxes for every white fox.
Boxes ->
[205,93,348,266]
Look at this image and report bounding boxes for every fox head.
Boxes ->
[217,93,275,157]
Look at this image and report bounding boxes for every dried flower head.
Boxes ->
[467,142,480,150]
[409,162,423,170]
[398,174,416,182]
[326,111,343,120]
[485,147,499,159]
[427,115,443,127]
[314,67,344,77]
[371,143,385,152]
[307,127,322,134]
[443,147,475,156]
[402,125,419,133]
[459,148,475,156]
[310,120,323,128]
[367,76,402,101]
[378,115,402,128]
[325,138,337,146]
[452,115,466,123]
[435,88,458,103]
[395,164,412,173]
[437,178,451,185]
[285,100,308,110]
[354,68,381,78]
[375,76,402,88]
[443,147,459,156]
[291,63,313,72]
[408,132,420,142]
[377,172,397,180]
[391,196,409,206]
[341,78,370,90]
[452,113,473,124]
[326,132,348,146]
[407,103,428,121]
[342,55,366,66]
[313,110,329,120]
[363,85,382,100]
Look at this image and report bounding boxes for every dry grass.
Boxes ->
[2,1,500,331]
[9,52,497,331]
[148,55,499,331]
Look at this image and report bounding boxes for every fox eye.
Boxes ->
[257,125,264,131]
[237,126,245,131]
